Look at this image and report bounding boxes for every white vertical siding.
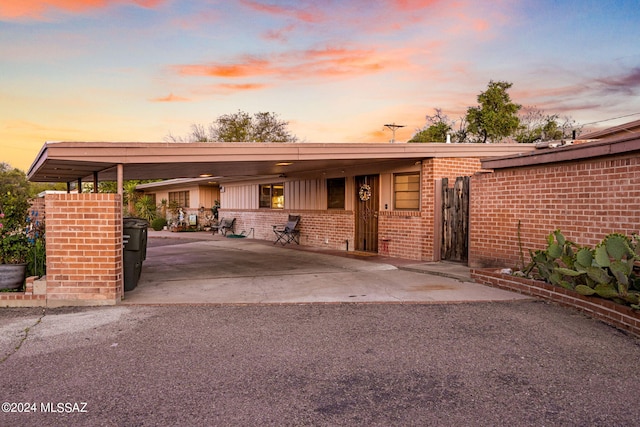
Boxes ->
[224,179,328,210]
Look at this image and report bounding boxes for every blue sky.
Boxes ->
[1,0,639,170]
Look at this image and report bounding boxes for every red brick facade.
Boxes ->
[218,209,355,250]
[469,153,640,268]
[44,193,123,305]
[224,158,483,261]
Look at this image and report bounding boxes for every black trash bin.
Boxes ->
[123,218,148,291]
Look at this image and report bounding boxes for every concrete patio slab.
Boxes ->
[121,232,530,305]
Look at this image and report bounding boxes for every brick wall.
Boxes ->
[379,211,423,259]
[222,158,484,262]
[219,209,354,250]
[469,154,640,268]
[45,193,123,306]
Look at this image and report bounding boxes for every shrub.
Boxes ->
[151,217,167,231]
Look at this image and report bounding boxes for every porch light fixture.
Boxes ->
[275,162,293,166]
[199,173,213,177]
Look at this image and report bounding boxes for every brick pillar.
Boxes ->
[421,159,436,261]
[45,193,123,306]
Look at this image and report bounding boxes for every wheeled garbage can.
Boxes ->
[123,218,149,291]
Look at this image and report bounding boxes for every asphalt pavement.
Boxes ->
[1,303,639,426]
[1,232,639,426]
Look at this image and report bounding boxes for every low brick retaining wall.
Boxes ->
[0,276,46,307]
[471,268,640,337]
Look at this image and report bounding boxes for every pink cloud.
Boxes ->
[0,0,164,20]
[239,0,323,23]
[174,45,408,82]
[199,83,270,95]
[150,93,190,102]
[216,83,267,91]
[390,0,441,12]
[176,57,273,78]
[263,24,297,42]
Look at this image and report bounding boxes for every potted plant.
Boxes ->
[0,164,32,290]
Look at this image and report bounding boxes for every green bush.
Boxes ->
[151,217,167,231]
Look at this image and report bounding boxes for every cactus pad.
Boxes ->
[604,234,633,261]
[575,247,593,267]
[575,285,596,296]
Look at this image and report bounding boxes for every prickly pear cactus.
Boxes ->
[525,230,640,309]
[575,247,593,268]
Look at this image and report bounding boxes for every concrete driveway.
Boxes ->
[122,232,529,305]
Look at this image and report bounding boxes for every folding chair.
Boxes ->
[212,217,236,236]
[273,215,301,245]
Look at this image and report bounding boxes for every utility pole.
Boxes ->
[384,123,405,143]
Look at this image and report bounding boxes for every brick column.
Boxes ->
[45,193,123,306]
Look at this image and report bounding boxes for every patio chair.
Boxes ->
[212,217,236,236]
[273,215,301,245]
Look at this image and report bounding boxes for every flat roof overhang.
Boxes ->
[27,141,537,183]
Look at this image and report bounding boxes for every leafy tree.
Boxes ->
[0,163,30,230]
[211,110,254,142]
[28,181,66,197]
[466,80,521,143]
[408,108,452,143]
[168,110,298,143]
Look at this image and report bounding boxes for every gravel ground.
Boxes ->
[1,301,639,426]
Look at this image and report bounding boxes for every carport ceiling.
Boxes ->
[27,141,536,182]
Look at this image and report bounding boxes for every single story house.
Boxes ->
[23,141,537,306]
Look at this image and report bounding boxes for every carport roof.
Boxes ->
[27,141,536,183]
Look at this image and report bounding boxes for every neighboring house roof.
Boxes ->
[579,118,640,140]
[481,132,640,170]
[27,141,536,183]
[136,177,217,191]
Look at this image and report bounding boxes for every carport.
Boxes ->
[24,141,534,307]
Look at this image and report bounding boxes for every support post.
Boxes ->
[117,164,124,195]
[93,171,99,193]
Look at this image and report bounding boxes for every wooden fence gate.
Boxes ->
[441,176,470,262]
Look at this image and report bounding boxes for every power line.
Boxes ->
[580,111,640,127]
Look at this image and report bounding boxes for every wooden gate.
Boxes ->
[355,175,379,252]
[441,176,470,262]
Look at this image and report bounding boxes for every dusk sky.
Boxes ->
[2,0,639,171]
